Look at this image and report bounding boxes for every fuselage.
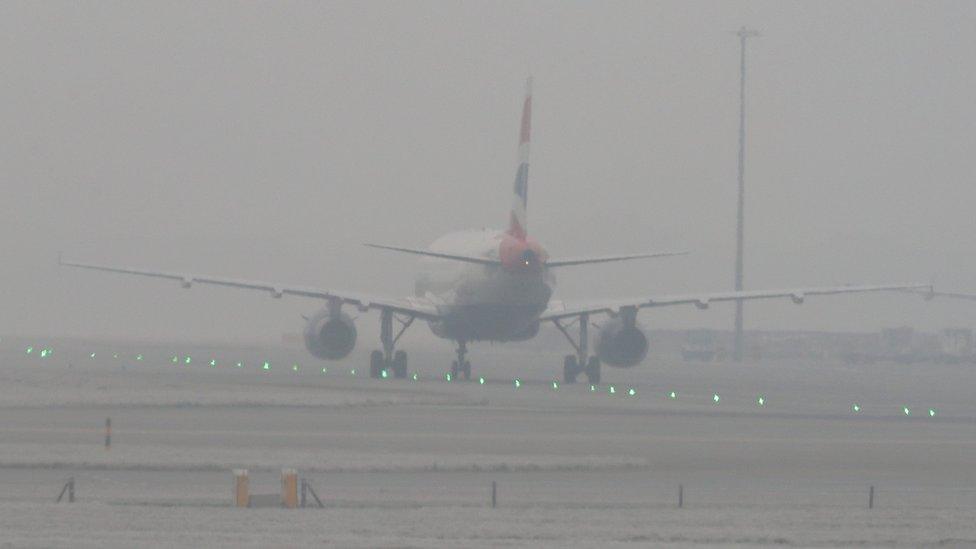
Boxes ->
[417,229,554,342]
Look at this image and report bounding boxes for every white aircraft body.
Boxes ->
[62,79,931,384]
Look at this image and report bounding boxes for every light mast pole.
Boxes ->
[734,26,759,362]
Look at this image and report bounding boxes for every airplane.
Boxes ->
[61,79,931,384]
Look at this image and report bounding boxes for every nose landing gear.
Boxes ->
[450,340,471,380]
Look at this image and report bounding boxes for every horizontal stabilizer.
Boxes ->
[546,251,687,268]
[364,244,501,266]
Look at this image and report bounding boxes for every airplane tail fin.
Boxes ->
[508,77,532,240]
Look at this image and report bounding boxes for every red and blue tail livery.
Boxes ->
[509,77,532,240]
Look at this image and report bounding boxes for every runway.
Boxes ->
[1,337,975,547]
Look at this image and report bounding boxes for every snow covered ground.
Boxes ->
[1,338,975,547]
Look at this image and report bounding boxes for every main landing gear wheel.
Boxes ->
[585,357,601,385]
[371,307,416,380]
[369,350,384,379]
[563,355,581,384]
[392,350,408,379]
[369,349,408,379]
[553,312,603,386]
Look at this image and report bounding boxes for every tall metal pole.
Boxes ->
[734,26,759,363]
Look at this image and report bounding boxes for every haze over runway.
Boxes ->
[2,1,976,546]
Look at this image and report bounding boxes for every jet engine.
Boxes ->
[595,317,648,367]
[510,320,541,341]
[303,309,357,360]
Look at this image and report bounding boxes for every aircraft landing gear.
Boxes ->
[554,313,601,385]
[584,356,600,385]
[450,341,471,381]
[369,308,414,379]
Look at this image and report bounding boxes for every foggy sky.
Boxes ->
[3,1,975,344]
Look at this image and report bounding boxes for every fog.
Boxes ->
[3,1,975,343]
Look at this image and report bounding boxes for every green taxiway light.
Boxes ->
[136,354,143,361]
[236,361,243,368]
[184,356,191,364]
[552,381,559,390]
[210,359,216,367]
[712,394,720,403]
[668,391,677,399]
[514,379,521,388]
[40,349,49,358]
[411,372,418,381]
[25,346,33,354]
[90,353,96,359]
[608,385,616,395]
[292,364,299,372]
[903,406,911,416]
[172,356,178,363]
[350,369,356,376]
[262,361,271,371]
[590,384,596,392]
[852,403,862,413]
[479,377,485,385]
[113,353,118,359]
[321,367,328,374]
[627,388,636,397]
[445,373,452,382]
[757,395,766,407]
[381,369,388,379]
[929,409,936,417]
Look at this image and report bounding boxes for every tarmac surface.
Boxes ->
[1,337,975,547]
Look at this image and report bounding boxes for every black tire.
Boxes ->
[563,355,579,383]
[369,350,384,379]
[462,360,472,381]
[585,356,601,385]
[393,350,408,378]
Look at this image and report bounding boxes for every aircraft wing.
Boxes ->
[59,257,442,320]
[918,290,976,301]
[540,283,933,321]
